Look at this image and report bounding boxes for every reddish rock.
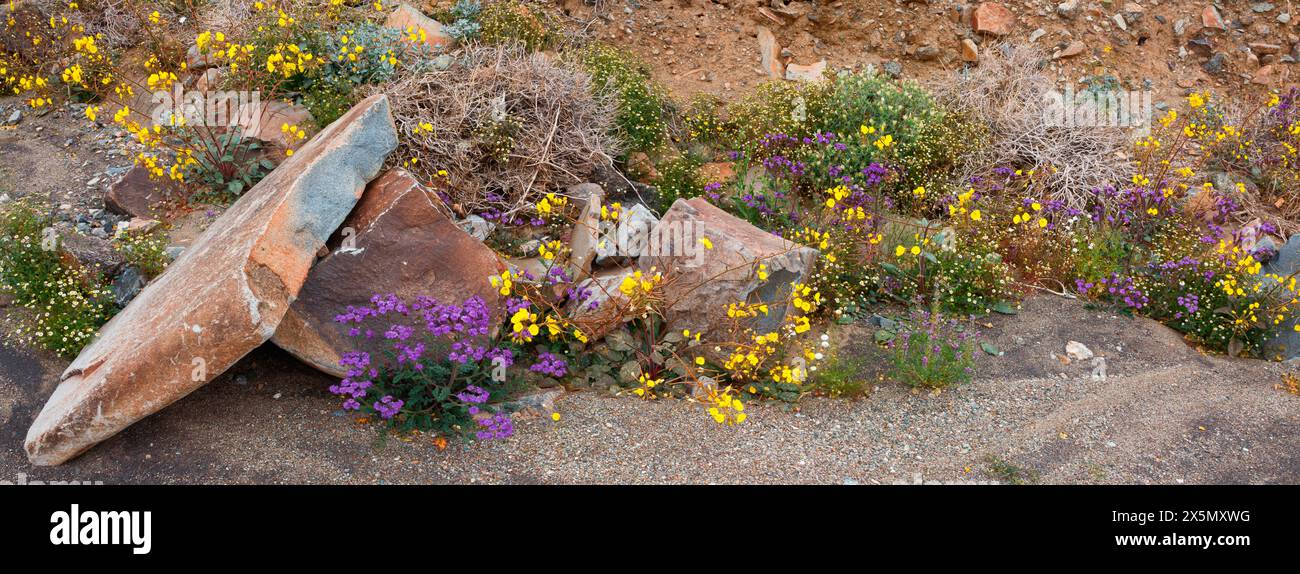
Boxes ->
[272,169,506,377]
[699,162,737,184]
[972,3,1017,36]
[236,99,315,148]
[1202,5,1225,30]
[1252,64,1279,85]
[105,165,170,219]
[195,67,224,92]
[960,38,979,62]
[58,232,126,279]
[385,3,455,52]
[1054,41,1087,59]
[757,26,784,79]
[640,198,819,346]
[784,60,828,82]
[24,95,398,465]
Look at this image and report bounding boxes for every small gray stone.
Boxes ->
[456,215,494,241]
[111,266,145,308]
[1202,52,1226,74]
[914,45,940,61]
[882,60,903,78]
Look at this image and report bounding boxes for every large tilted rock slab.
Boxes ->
[24,95,398,466]
[641,198,818,338]
[272,168,507,377]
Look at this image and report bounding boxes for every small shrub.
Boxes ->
[435,0,485,41]
[312,20,402,86]
[653,155,705,213]
[887,309,977,390]
[113,229,170,280]
[817,70,981,211]
[728,79,830,149]
[379,44,617,212]
[302,76,357,127]
[185,129,278,202]
[578,43,669,155]
[680,93,730,149]
[478,0,552,51]
[931,240,1014,316]
[0,202,115,358]
[811,354,870,399]
[935,44,1130,209]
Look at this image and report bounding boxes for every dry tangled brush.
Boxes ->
[373,45,619,214]
[935,44,1130,209]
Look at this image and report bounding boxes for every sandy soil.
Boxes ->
[1,295,1295,484]
[554,0,1294,105]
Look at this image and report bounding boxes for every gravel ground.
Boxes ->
[0,296,1296,485]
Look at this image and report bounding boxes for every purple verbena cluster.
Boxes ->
[529,351,568,378]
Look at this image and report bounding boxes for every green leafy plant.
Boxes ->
[435,0,485,41]
[811,354,870,399]
[985,455,1038,485]
[113,229,170,280]
[185,129,277,202]
[887,309,977,390]
[474,111,523,164]
[313,21,401,86]
[653,154,705,213]
[578,44,669,154]
[302,75,356,127]
[728,79,830,148]
[478,0,552,51]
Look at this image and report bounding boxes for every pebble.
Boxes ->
[1066,341,1094,361]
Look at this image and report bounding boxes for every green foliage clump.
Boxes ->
[887,310,976,390]
[931,241,1014,316]
[817,71,983,210]
[314,20,401,86]
[478,0,553,51]
[728,79,830,147]
[679,93,729,149]
[474,111,523,164]
[435,0,485,41]
[653,155,705,213]
[578,44,669,155]
[811,355,870,399]
[302,76,356,127]
[0,202,115,358]
[185,129,277,202]
[113,229,170,280]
